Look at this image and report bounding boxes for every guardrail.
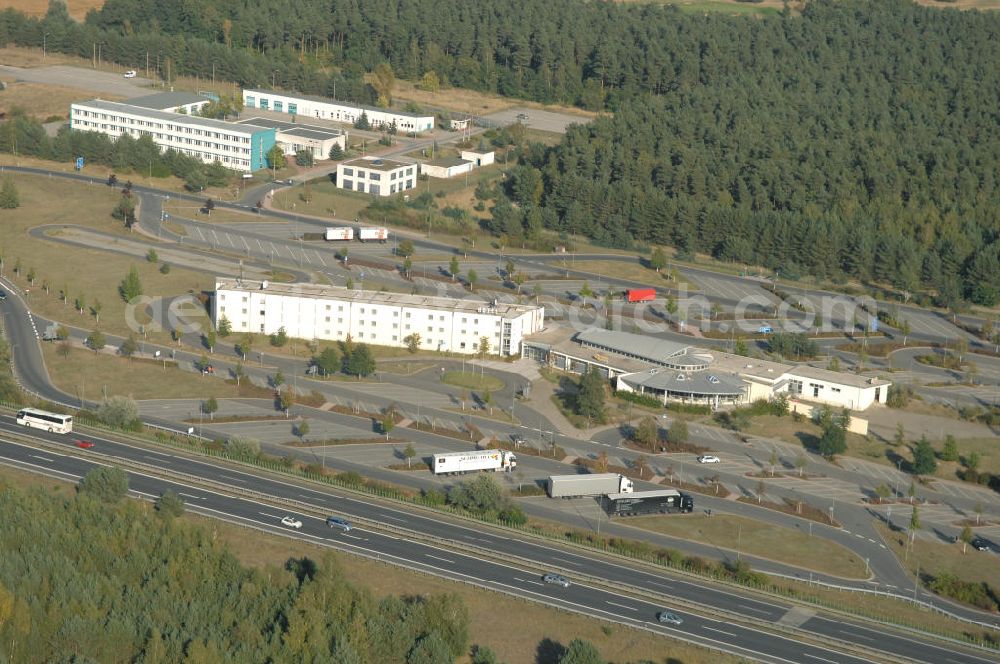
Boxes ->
[2,432,904,664]
[0,404,997,652]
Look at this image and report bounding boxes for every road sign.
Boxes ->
[870,318,879,332]
[75,157,84,170]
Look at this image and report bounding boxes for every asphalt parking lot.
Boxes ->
[483,108,593,134]
[0,64,155,98]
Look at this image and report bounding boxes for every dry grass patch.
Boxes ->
[42,344,272,401]
[624,513,867,578]
[876,522,1000,593]
[392,78,598,119]
[204,513,738,664]
[0,79,124,120]
[0,1,105,21]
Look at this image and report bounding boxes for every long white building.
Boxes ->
[243,89,435,133]
[70,99,276,172]
[214,279,545,356]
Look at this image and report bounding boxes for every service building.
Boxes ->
[235,116,346,161]
[336,157,417,197]
[243,89,435,133]
[524,327,889,411]
[214,278,545,356]
[70,98,275,172]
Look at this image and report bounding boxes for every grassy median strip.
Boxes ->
[624,513,868,579]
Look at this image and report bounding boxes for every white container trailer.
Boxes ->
[325,227,354,241]
[432,450,517,475]
[547,473,634,498]
[358,226,389,243]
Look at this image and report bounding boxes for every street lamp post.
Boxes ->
[43,32,50,61]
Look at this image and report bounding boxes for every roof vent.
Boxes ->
[372,159,383,166]
[767,368,773,373]
[261,280,269,289]
[676,374,685,381]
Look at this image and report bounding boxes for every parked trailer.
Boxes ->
[547,473,634,498]
[602,489,694,516]
[358,226,389,243]
[625,288,656,303]
[325,227,354,241]
[432,449,517,475]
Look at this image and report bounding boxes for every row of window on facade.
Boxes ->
[341,180,414,194]
[342,167,416,180]
[246,97,298,115]
[73,110,252,143]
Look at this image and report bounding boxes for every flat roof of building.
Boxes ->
[789,365,891,388]
[236,116,345,140]
[74,99,272,135]
[125,91,209,110]
[619,368,745,396]
[575,328,691,363]
[342,157,412,172]
[244,88,434,120]
[425,157,470,168]
[695,351,791,382]
[215,278,541,317]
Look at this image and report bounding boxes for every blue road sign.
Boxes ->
[75,157,84,170]
[870,318,879,332]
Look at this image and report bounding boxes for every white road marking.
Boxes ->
[737,603,772,615]
[145,455,168,462]
[301,494,324,501]
[31,455,53,462]
[802,653,840,664]
[220,475,245,483]
[381,514,407,522]
[550,556,581,567]
[178,492,204,500]
[426,554,454,564]
[701,625,737,637]
[606,601,637,612]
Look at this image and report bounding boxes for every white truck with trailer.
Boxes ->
[547,473,634,498]
[325,227,354,241]
[432,450,517,475]
[357,226,389,243]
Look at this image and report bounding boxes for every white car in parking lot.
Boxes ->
[124,70,137,78]
[697,455,721,464]
[280,516,302,529]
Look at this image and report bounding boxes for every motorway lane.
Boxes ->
[0,434,952,664]
[3,422,997,663]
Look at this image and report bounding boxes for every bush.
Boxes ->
[155,490,186,519]
[886,384,914,408]
[615,390,662,409]
[226,436,261,460]
[927,573,998,611]
[97,395,141,429]
[77,466,129,503]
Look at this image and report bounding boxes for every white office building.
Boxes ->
[214,279,545,356]
[243,89,436,133]
[336,157,417,197]
[70,99,276,172]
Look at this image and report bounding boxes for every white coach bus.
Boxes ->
[16,407,73,434]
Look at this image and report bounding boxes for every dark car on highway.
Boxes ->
[971,537,992,552]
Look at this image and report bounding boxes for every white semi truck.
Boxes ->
[432,450,517,475]
[325,227,354,241]
[547,473,634,498]
[358,226,389,243]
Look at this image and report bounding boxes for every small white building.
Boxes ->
[243,88,435,133]
[421,157,473,179]
[336,157,417,197]
[783,366,890,411]
[69,99,276,172]
[213,279,545,356]
[235,116,346,161]
[461,149,494,167]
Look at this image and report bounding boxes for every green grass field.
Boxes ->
[0,174,215,345]
[441,370,505,392]
[626,513,868,578]
[41,344,272,401]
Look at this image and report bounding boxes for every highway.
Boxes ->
[0,425,994,664]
